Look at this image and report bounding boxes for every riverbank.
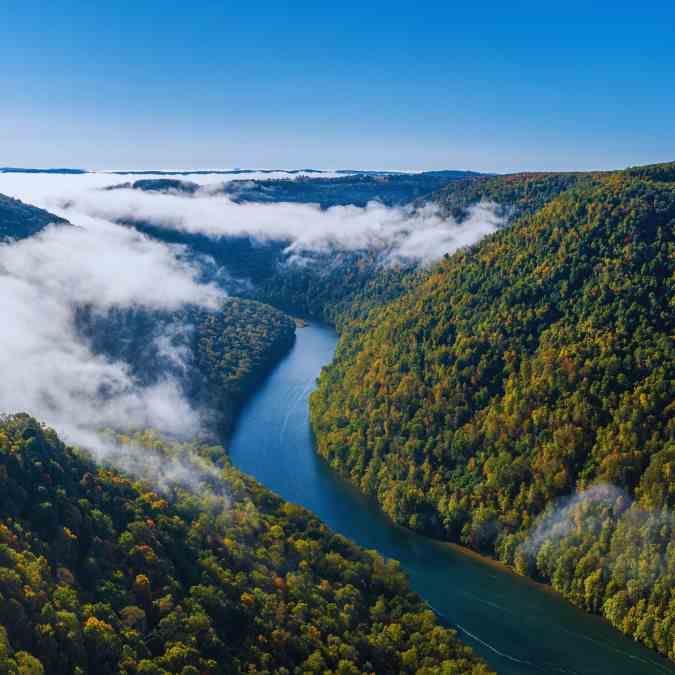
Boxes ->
[227,322,675,675]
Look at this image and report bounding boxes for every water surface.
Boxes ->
[229,323,673,675]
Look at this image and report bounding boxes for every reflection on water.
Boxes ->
[228,323,674,675]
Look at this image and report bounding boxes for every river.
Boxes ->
[228,322,674,675]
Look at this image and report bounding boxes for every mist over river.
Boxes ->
[228,323,674,675]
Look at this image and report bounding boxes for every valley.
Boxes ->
[228,322,674,674]
[0,163,673,673]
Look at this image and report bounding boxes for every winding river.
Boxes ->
[228,323,674,675]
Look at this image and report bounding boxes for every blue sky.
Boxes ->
[2,0,674,172]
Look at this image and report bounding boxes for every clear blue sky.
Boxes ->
[2,0,674,172]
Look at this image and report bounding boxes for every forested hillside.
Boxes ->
[310,164,675,658]
[0,414,490,675]
[77,298,297,436]
[0,194,67,240]
[253,170,605,325]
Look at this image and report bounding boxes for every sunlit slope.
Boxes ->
[0,415,491,674]
[310,163,674,659]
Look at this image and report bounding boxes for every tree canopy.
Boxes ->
[310,166,675,660]
[0,415,490,674]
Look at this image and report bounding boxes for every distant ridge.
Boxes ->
[0,166,486,177]
[104,168,327,175]
[104,169,415,176]
[104,168,485,177]
[0,167,87,174]
[106,170,482,209]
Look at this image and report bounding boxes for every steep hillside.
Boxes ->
[0,415,490,674]
[0,194,67,240]
[310,166,674,658]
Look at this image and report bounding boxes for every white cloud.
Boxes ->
[1,217,222,310]
[0,183,224,464]
[0,170,500,487]
[4,172,502,265]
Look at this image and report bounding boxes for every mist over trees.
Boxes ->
[0,174,497,674]
[0,162,673,668]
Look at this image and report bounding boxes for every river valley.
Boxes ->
[228,323,674,675]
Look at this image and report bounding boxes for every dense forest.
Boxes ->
[249,171,611,326]
[310,163,675,659]
[0,414,491,674]
[427,171,598,223]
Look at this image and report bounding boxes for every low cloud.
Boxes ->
[1,216,222,310]
[0,170,501,490]
[520,483,628,558]
[0,171,502,266]
[79,429,228,498]
[64,187,502,264]
[519,482,672,592]
[0,206,224,466]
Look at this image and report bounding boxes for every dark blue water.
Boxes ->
[228,323,674,675]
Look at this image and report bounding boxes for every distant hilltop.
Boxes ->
[0,193,69,240]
